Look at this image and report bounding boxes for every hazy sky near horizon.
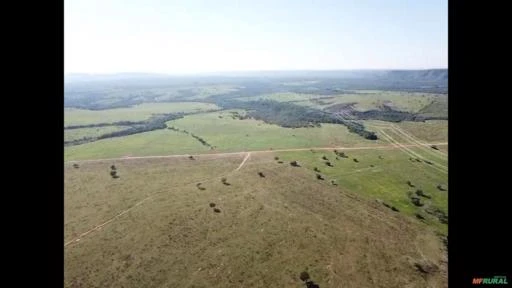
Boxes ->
[65,0,447,74]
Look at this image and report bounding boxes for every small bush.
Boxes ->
[277,161,284,164]
[431,145,439,150]
[316,174,324,180]
[391,206,399,212]
[213,208,221,213]
[290,161,300,167]
[415,213,426,220]
[189,155,195,160]
[313,167,320,172]
[407,181,415,187]
[322,156,328,160]
[299,271,310,282]
[411,197,424,207]
[274,156,279,160]
[111,165,116,170]
[73,163,80,169]
[110,170,117,177]
[258,172,265,178]
[437,184,447,191]
[325,161,332,167]
[209,203,216,207]
[415,189,431,199]
[353,158,359,163]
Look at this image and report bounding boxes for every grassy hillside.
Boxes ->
[65,154,447,287]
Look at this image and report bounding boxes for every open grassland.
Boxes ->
[166,110,387,151]
[293,91,445,113]
[236,92,328,102]
[64,129,211,161]
[65,126,130,142]
[65,154,447,288]
[365,120,448,143]
[65,110,387,161]
[65,102,221,126]
[276,148,447,235]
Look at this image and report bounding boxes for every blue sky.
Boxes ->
[65,0,447,74]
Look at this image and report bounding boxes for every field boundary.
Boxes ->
[65,142,447,164]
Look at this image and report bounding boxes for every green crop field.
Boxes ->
[65,153,447,287]
[64,102,221,126]
[65,126,130,142]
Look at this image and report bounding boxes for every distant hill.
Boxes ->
[383,69,448,82]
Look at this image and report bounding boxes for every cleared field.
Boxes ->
[64,129,211,161]
[236,92,328,102]
[65,154,447,287]
[64,126,130,142]
[65,102,221,126]
[65,110,387,161]
[293,91,444,113]
[365,120,448,144]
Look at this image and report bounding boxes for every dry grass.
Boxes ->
[65,153,447,287]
